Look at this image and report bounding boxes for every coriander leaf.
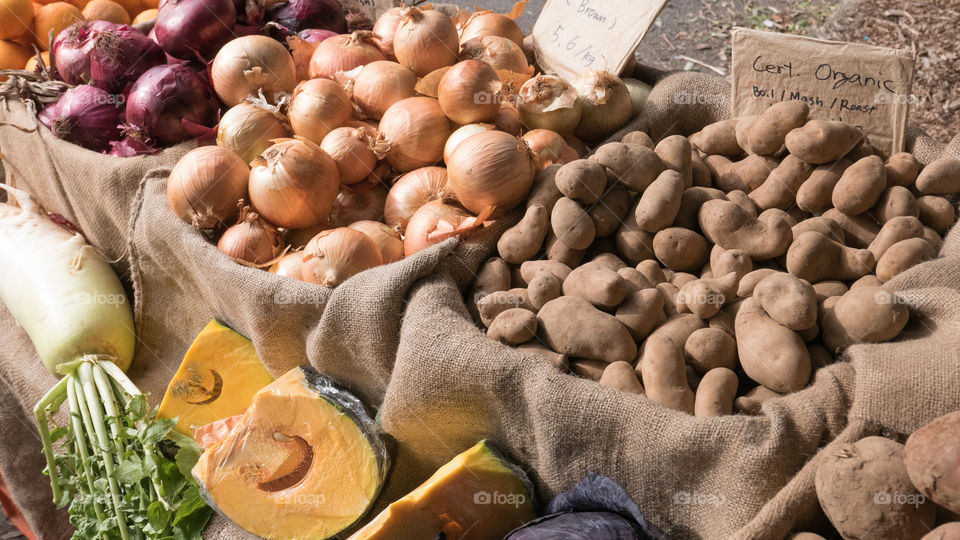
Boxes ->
[114,455,145,484]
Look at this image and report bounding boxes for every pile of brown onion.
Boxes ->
[165,3,649,287]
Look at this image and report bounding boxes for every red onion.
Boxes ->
[109,137,159,157]
[266,0,346,34]
[154,0,237,61]
[300,28,337,43]
[125,64,219,146]
[39,85,124,152]
[53,21,166,93]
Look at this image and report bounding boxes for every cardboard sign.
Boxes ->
[731,27,916,155]
[531,0,669,81]
[339,0,397,19]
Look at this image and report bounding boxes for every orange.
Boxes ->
[0,38,31,79]
[131,6,153,23]
[82,0,128,23]
[0,0,34,40]
[31,1,39,14]
[23,48,48,70]
[32,1,79,50]
[138,0,154,9]
[108,0,138,17]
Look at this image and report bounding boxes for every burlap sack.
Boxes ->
[381,72,960,539]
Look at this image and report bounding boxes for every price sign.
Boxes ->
[531,0,669,81]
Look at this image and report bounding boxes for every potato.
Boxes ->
[690,148,712,187]
[735,297,811,393]
[615,288,665,340]
[551,197,595,250]
[850,274,883,290]
[916,157,960,195]
[786,231,875,282]
[477,288,535,327]
[734,115,758,153]
[591,142,665,191]
[690,119,741,156]
[922,226,944,254]
[637,334,695,414]
[599,361,645,394]
[517,342,569,371]
[470,257,511,304]
[544,230,586,267]
[874,186,918,224]
[708,298,742,336]
[832,155,887,215]
[694,367,738,417]
[555,159,607,204]
[590,253,627,271]
[636,259,667,285]
[905,411,960,514]
[654,135,693,187]
[821,286,909,351]
[916,195,956,233]
[656,282,681,316]
[808,343,834,370]
[675,187,726,230]
[571,358,607,381]
[621,130,654,148]
[527,271,563,310]
[749,155,814,211]
[885,152,920,187]
[921,523,960,540]
[747,101,810,155]
[520,260,571,283]
[677,272,737,319]
[815,436,935,540]
[867,216,924,262]
[648,312,706,348]
[876,237,936,282]
[525,164,564,213]
[653,227,710,272]
[537,296,637,363]
[812,280,848,302]
[670,271,698,289]
[787,533,827,540]
[792,215,845,244]
[710,245,753,282]
[615,218,656,265]
[684,327,737,374]
[714,154,779,192]
[589,184,631,237]
[699,199,793,260]
[733,385,781,414]
[487,308,538,345]
[497,204,549,264]
[562,262,630,309]
[617,267,653,290]
[822,208,881,248]
[796,159,852,213]
[784,119,864,164]
[736,268,777,298]
[635,170,685,232]
[726,189,759,218]
[754,272,817,331]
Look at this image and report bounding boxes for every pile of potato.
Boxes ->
[468,100,959,418]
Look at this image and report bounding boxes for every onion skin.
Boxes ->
[52,20,165,93]
[265,0,346,35]
[379,96,452,172]
[217,208,284,265]
[437,59,502,125]
[167,146,249,229]
[393,7,458,77]
[249,138,341,229]
[624,77,652,117]
[446,130,536,216]
[308,30,385,80]
[216,102,291,164]
[352,60,417,119]
[517,73,582,135]
[460,35,533,85]
[384,166,450,230]
[38,85,123,152]
[493,100,524,136]
[574,70,633,143]
[459,10,523,47]
[125,63,220,147]
[211,35,297,106]
[403,200,484,256]
[268,251,305,277]
[348,220,403,264]
[154,0,236,61]
[443,123,494,164]
[320,126,379,185]
[301,227,383,286]
[288,78,353,145]
[371,6,401,59]
[109,137,159,157]
[522,129,579,168]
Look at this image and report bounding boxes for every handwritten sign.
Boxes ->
[731,27,916,154]
[339,0,397,20]
[531,0,669,81]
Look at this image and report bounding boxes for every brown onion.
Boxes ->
[217,206,284,265]
[249,137,341,229]
[403,200,485,256]
[372,7,402,59]
[348,220,403,263]
[167,146,249,230]
[383,166,450,229]
[414,66,451,98]
[493,100,524,135]
[460,35,533,85]
[269,251,306,278]
[517,73,582,135]
[211,35,297,106]
[301,227,383,286]
[624,77,653,116]
[447,130,536,216]
[393,6,458,77]
[309,30,385,80]
[443,123,495,164]
[574,70,633,142]
[351,60,417,119]
[320,126,382,185]
[378,97,452,172]
[217,102,291,164]
[437,59,503,125]
[522,129,579,168]
[288,78,353,144]
[459,10,523,47]
[287,181,389,246]
[286,34,319,82]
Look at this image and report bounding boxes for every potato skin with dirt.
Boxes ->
[815,436,935,540]
[537,296,637,364]
[905,410,960,514]
[487,309,538,345]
